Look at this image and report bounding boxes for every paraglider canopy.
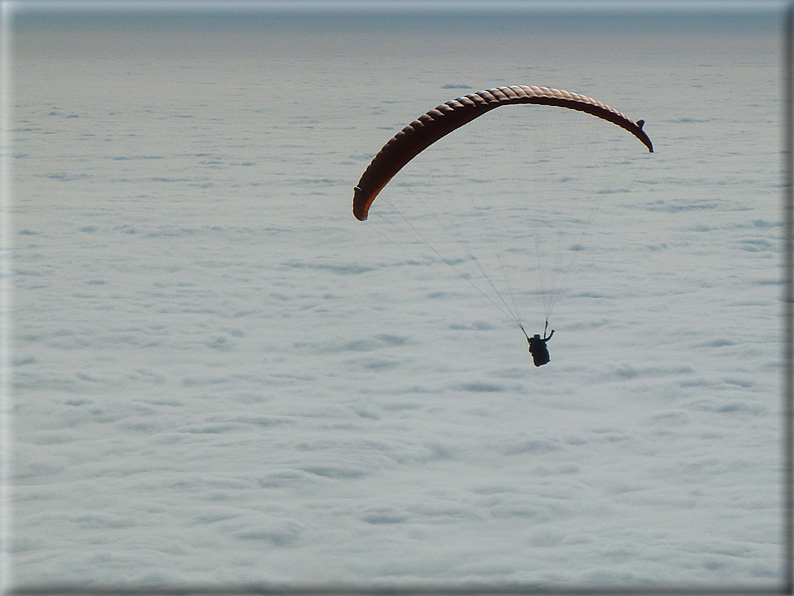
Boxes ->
[353,85,653,221]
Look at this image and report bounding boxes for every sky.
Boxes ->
[3,1,792,593]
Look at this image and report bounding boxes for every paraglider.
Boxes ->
[352,85,653,363]
[523,321,554,367]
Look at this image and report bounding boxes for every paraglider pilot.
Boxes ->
[523,321,554,367]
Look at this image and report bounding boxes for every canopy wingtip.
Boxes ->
[353,186,369,221]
